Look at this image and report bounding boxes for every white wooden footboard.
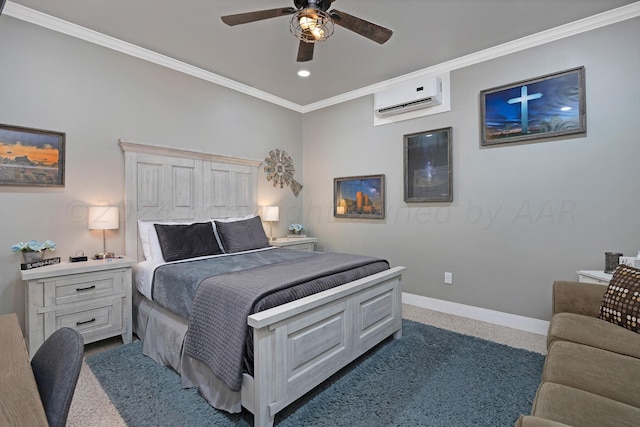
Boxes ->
[241,266,405,427]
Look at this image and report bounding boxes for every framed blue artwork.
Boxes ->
[480,67,586,146]
[334,174,385,219]
[404,127,452,203]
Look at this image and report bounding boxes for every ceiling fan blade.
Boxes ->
[329,9,393,44]
[297,41,314,62]
[221,7,296,26]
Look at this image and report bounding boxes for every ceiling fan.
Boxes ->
[221,0,393,62]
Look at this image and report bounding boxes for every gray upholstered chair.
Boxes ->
[31,327,84,427]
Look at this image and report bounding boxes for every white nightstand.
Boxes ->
[21,256,136,357]
[577,270,612,285]
[270,237,318,252]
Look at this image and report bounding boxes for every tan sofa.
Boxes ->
[516,280,640,427]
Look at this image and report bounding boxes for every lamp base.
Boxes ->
[94,252,115,260]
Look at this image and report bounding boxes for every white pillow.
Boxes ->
[137,220,155,260]
[138,219,197,261]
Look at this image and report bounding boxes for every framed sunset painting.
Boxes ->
[0,124,65,187]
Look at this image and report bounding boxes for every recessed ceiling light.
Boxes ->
[297,70,311,77]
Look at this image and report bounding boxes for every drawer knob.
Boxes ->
[76,318,96,326]
[76,285,96,292]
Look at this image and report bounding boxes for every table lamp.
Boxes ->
[262,206,279,241]
[88,206,119,259]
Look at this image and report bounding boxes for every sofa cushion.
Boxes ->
[543,341,640,408]
[547,312,640,358]
[599,264,640,334]
[531,382,640,427]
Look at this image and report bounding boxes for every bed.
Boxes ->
[120,140,405,427]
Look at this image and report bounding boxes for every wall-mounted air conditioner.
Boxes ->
[374,77,442,117]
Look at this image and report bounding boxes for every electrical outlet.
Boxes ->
[444,272,453,285]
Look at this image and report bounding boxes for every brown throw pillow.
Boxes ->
[599,264,640,334]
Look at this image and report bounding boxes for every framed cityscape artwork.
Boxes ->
[334,174,385,219]
[0,124,65,187]
[480,66,586,146]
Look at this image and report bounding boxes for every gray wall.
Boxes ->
[1,13,638,327]
[0,17,303,326]
[302,17,640,321]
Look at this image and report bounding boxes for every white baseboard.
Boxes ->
[402,292,549,336]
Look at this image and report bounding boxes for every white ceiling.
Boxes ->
[4,0,638,108]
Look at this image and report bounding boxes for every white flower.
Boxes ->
[11,239,56,253]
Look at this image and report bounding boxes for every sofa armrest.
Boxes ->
[516,415,572,427]
[552,281,606,317]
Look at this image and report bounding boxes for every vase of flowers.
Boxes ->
[12,240,56,263]
[288,224,304,237]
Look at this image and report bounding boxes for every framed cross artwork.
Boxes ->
[480,67,586,146]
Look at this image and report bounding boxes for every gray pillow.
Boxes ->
[154,222,223,262]
[214,216,270,253]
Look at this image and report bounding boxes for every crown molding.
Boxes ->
[302,1,640,113]
[3,2,303,113]
[5,1,640,114]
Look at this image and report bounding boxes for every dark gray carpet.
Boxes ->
[86,319,544,426]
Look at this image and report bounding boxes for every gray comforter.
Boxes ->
[182,251,389,391]
[151,248,315,318]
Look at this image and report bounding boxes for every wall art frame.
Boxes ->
[0,123,65,187]
[404,127,452,203]
[334,174,385,219]
[480,66,586,146]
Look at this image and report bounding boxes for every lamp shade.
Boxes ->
[88,206,119,230]
[262,206,280,222]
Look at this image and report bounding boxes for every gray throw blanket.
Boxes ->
[151,249,315,319]
[183,252,389,391]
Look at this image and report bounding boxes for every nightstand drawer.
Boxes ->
[284,242,315,251]
[52,272,122,305]
[54,297,123,343]
[270,237,318,251]
[56,303,122,333]
[51,271,121,306]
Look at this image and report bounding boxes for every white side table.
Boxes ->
[270,237,318,252]
[21,256,136,357]
[577,270,612,285]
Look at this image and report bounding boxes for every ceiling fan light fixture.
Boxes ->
[299,16,316,31]
[290,8,333,43]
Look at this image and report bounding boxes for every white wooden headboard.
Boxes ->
[119,140,262,260]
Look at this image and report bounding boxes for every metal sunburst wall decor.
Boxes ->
[264,148,303,197]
